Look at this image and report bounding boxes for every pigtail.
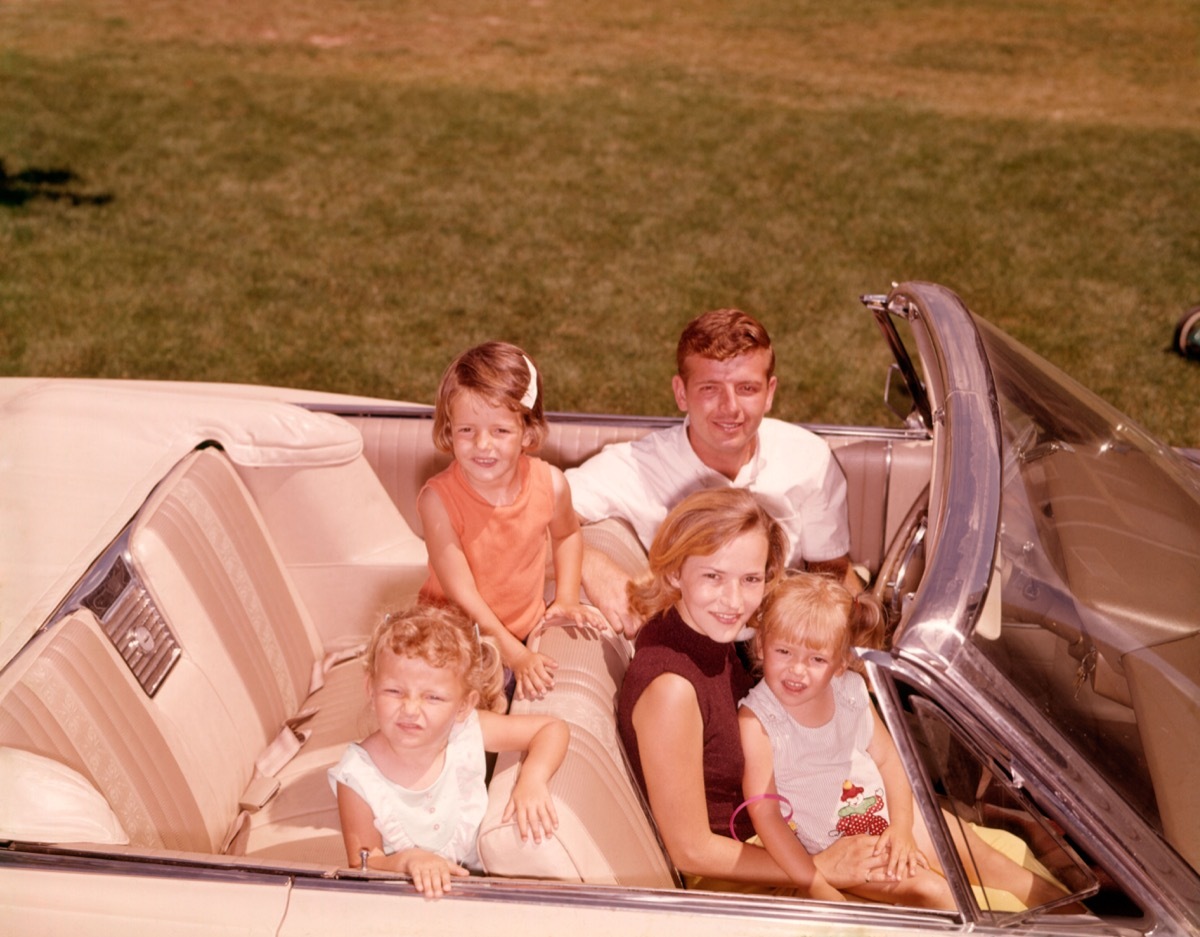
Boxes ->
[759,572,887,675]
[848,590,887,653]
[473,628,508,713]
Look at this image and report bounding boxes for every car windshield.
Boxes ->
[967,319,1200,871]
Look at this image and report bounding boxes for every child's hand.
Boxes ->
[875,826,928,880]
[504,777,561,844]
[400,849,469,899]
[512,648,558,700]
[544,600,608,632]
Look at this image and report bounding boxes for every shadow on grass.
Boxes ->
[0,160,113,208]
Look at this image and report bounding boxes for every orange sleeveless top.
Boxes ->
[419,456,554,640]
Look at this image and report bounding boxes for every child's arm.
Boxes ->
[544,468,608,631]
[418,487,558,699]
[865,702,929,880]
[738,707,846,901]
[478,710,570,842]
[334,781,468,897]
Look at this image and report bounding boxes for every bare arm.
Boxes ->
[632,674,791,884]
[334,782,467,896]
[579,542,642,635]
[738,707,844,901]
[335,778,386,869]
[544,470,607,629]
[865,701,926,879]
[479,710,570,843]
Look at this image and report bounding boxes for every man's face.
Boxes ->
[671,347,776,477]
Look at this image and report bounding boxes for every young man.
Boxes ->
[566,308,857,634]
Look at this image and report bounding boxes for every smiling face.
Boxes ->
[670,528,770,644]
[671,348,777,480]
[759,631,846,725]
[368,649,475,767]
[448,389,533,503]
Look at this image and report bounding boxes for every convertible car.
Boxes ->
[2,282,1197,936]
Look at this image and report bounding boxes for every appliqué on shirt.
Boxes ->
[831,779,889,838]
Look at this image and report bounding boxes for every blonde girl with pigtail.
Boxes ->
[739,572,1068,909]
[329,603,568,898]
[418,341,607,702]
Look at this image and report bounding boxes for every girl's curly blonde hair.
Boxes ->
[365,602,506,713]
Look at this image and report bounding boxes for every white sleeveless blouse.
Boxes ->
[740,671,891,852]
[328,710,488,868]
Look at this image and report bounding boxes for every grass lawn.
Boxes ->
[2,0,1198,442]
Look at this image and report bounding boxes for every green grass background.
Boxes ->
[2,0,1198,442]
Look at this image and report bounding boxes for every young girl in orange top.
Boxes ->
[418,341,606,701]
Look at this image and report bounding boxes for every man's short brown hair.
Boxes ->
[675,308,775,381]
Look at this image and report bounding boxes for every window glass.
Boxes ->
[975,318,1200,872]
[871,671,1118,924]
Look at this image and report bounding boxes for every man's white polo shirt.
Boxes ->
[564,418,850,568]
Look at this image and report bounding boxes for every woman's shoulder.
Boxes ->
[643,666,699,697]
[621,619,698,708]
[625,635,688,684]
[622,669,699,730]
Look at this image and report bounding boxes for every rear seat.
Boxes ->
[345,414,931,883]
[478,624,676,887]
[344,413,932,581]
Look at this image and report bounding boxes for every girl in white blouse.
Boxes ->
[329,603,567,897]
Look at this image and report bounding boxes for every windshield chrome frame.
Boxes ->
[876,283,1003,668]
[875,282,1200,932]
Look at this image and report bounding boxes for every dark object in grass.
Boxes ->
[1171,305,1200,361]
[0,159,113,208]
